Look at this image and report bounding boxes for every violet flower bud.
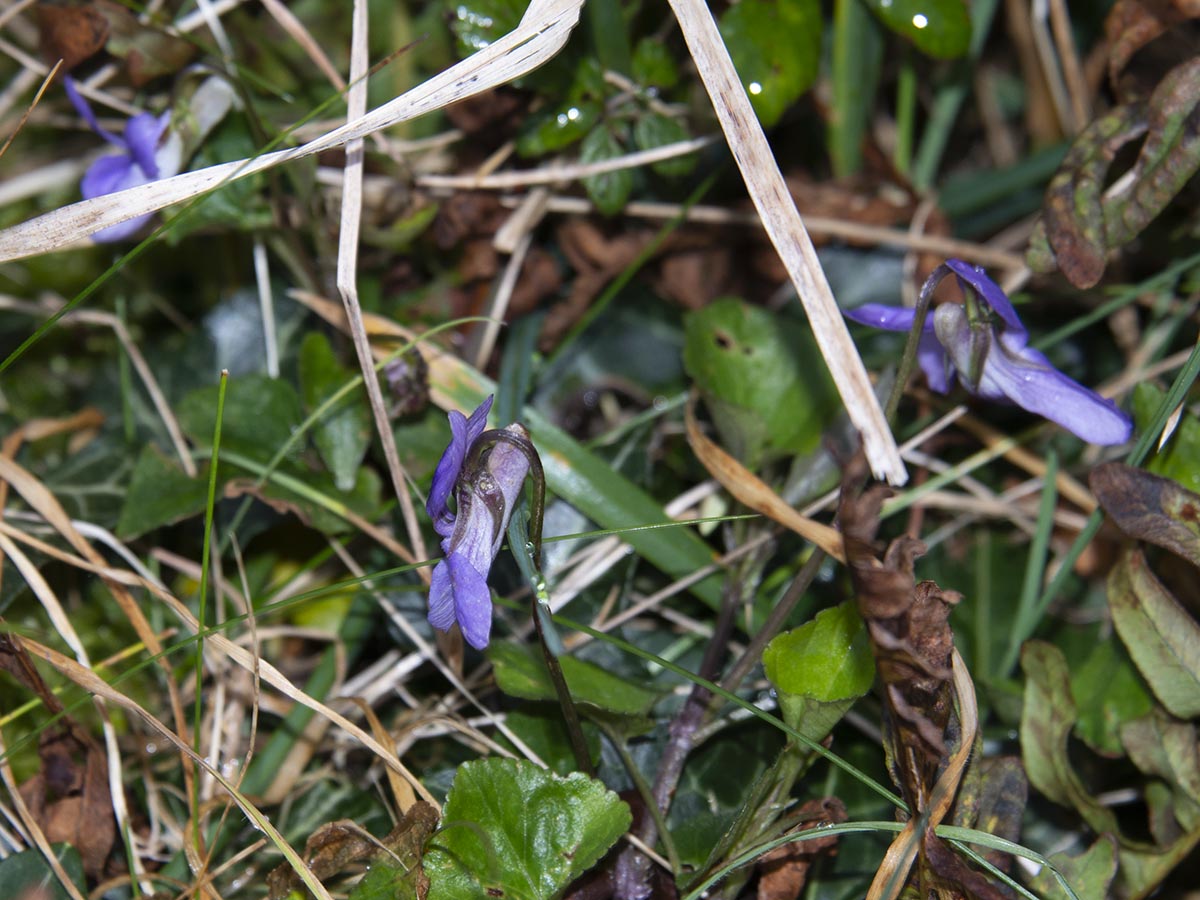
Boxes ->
[426,396,532,649]
[844,259,1132,445]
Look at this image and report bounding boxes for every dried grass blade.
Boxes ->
[0,0,585,260]
[685,395,846,562]
[666,0,905,485]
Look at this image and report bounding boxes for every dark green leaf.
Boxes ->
[719,0,821,126]
[631,38,679,90]
[1134,382,1200,496]
[763,601,875,741]
[424,759,631,900]
[500,709,601,776]
[1027,836,1117,900]
[1121,709,1200,815]
[516,101,603,157]
[580,125,634,216]
[1020,641,1119,835]
[489,640,660,715]
[178,374,304,466]
[299,332,371,492]
[1070,638,1154,757]
[0,845,85,900]
[447,0,525,56]
[683,298,836,466]
[116,445,209,539]
[632,112,696,177]
[1108,550,1200,718]
[860,0,971,59]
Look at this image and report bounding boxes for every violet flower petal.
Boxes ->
[449,553,494,649]
[846,304,951,393]
[427,395,494,526]
[123,112,168,179]
[80,155,138,199]
[981,344,1133,445]
[945,258,1026,340]
[64,77,122,146]
[844,304,921,332]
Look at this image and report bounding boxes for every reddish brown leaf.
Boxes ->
[36,2,109,70]
[1106,0,1200,89]
[756,798,847,900]
[1091,461,1200,567]
[17,726,114,881]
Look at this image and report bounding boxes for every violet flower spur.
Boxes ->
[844,259,1133,445]
[426,396,533,649]
[65,78,183,242]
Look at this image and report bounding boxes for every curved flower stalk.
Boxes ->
[427,396,536,649]
[64,75,235,242]
[845,259,1133,445]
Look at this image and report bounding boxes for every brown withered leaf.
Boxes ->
[17,725,114,881]
[93,0,194,86]
[267,801,438,900]
[0,629,64,713]
[1106,0,1200,91]
[36,2,109,70]
[1091,461,1200,567]
[756,798,847,900]
[1028,55,1200,287]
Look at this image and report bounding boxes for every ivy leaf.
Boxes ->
[299,332,371,493]
[424,759,630,900]
[763,601,875,742]
[860,0,971,59]
[718,0,821,126]
[580,124,634,216]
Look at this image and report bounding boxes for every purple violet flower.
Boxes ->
[427,396,532,649]
[845,259,1133,445]
[65,77,183,242]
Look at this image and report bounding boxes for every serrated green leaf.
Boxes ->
[1070,638,1154,757]
[116,445,210,538]
[581,125,634,216]
[631,38,679,90]
[719,0,821,126]
[489,640,660,715]
[299,332,371,492]
[1134,382,1200,495]
[763,601,874,741]
[424,759,631,900]
[632,112,696,177]
[0,846,85,900]
[861,0,971,59]
[683,298,836,466]
[1108,549,1200,718]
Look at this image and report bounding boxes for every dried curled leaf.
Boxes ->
[1028,56,1200,287]
[1090,462,1200,567]
[1105,0,1200,91]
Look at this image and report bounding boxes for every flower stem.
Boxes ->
[885,262,950,425]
